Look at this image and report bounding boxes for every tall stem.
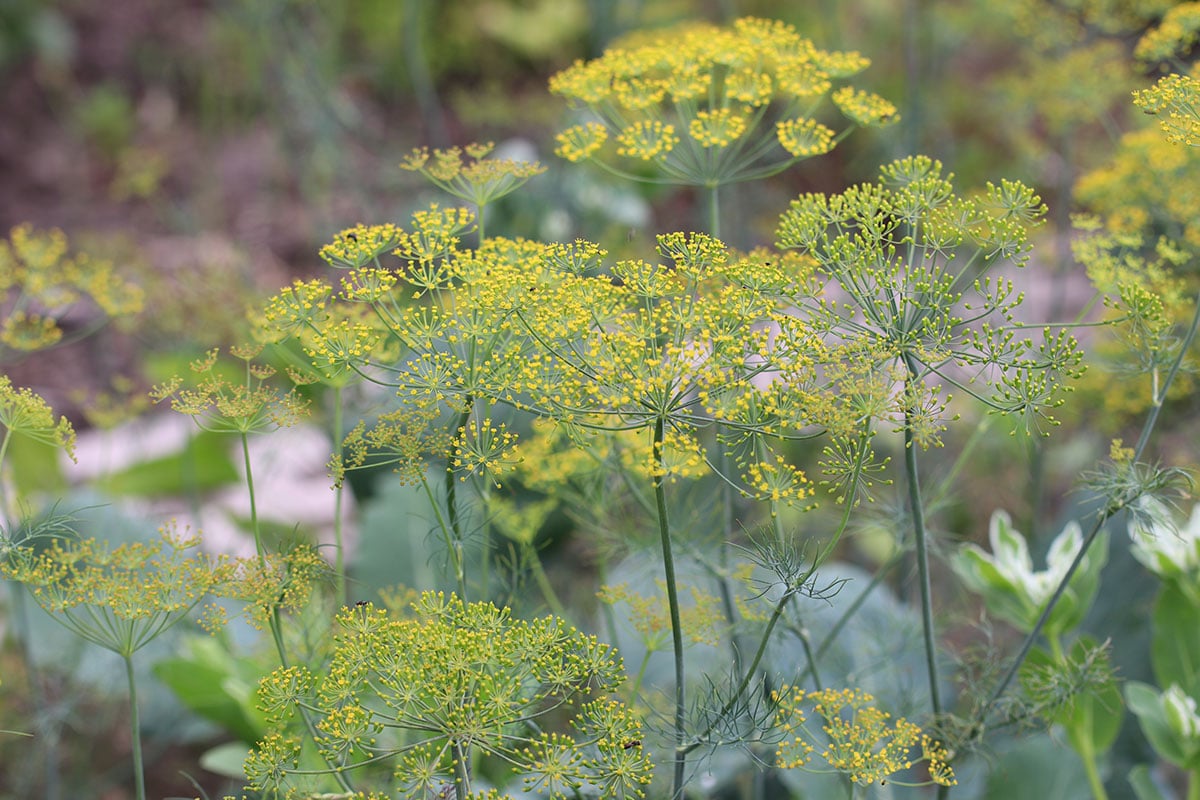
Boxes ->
[903,357,942,719]
[123,654,146,800]
[653,418,687,799]
[331,387,346,607]
[240,433,265,564]
[708,184,721,240]
[446,402,473,599]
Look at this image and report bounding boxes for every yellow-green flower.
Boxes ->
[0,224,144,360]
[550,16,894,191]
[0,375,76,461]
[555,121,609,162]
[776,118,836,157]
[773,685,956,787]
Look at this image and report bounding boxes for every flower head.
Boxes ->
[549,16,894,187]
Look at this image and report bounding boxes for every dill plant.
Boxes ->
[245,591,651,799]
[775,154,1082,727]
[0,524,234,800]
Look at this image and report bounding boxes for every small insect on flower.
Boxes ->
[621,740,642,750]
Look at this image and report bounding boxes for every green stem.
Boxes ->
[653,418,687,799]
[708,184,721,240]
[523,541,566,618]
[453,741,471,799]
[1078,737,1109,800]
[1189,770,1200,800]
[331,386,346,608]
[1047,632,1065,665]
[446,402,473,598]
[123,654,146,800]
[240,433,265,564]
[903,357,942,719]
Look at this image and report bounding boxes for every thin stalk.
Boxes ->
[240,433,265,563]
[446,402,473,598]
[904,356,943,719]
[708,184,721,240]
[123,654,146,800]
[331,386,346,608]
[652,418,687,799]
[453,741,471,800]
[1079,737,1109,800]
[523,541,567,618]
[1190,770,1200,800]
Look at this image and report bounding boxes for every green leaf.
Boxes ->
[1126,681,1191,768]
[983,731,1090,800]
[1128,764,1171,800]
[1152,581,1200,697]
[198,741,252,780]
[152,636,265,744]
[95,430,238,496]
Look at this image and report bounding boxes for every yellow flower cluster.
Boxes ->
[830,86,898,127]
[0,375,76,460]
[1,523,230,656]
[150,347,309,434]
[598,580,725,648]
[555,121,609,163]
[776,118,836,158]
[318,223,403,269]
[772,685,956,787]
[0,224,144,357]
[549,16,894,185]
[400,143,545,237]
[1135,2,1200,62]
[689,108,749,149]
[778,155,1079,443]
[615,120,679,160]
[247,593,651,797]
[1135,72,1200,147]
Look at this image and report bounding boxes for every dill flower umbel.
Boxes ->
[550,17,895,191]
[247,593,652,798]
[0,224,144,359]
[773,685,956,787]
[401,142,545,240]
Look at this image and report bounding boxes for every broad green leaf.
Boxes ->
[153,636,265,744]
[199,741,252,780]
[1126,681,1191,767]
[1152,582,1200,697]
[1128,764,1170,800]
